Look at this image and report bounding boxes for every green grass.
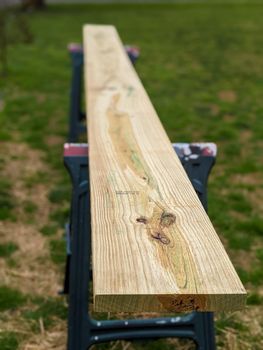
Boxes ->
[40,224,59,237]
[236,216,263,236]
[49,206,70,228]
[23,170,50,189]
[0,242,18,258]
[247,293,263,305]
[23,200,38,214]
[237,267,263,286]
[23,297,67,332]
[0,179,15,220]
[0,332,19,350]
[216,313,248,333]
[0,286,26,312]
[227,192,252,213]
[6,257,18,268]
[0,2,263,348]
[48,184,70,203]
[228,233,253,250]
[0,156,5,170]
[49,239,66,266]
[256,249,263,262]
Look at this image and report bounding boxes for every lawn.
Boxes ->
[0,2,263,349]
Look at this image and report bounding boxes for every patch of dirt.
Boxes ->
[45,135,65,147]
[209,104,220,116]
[229,210,246,221]
[237,307,263,348]
[223,114,235,122]
[36,94,46,103]
[218,90,237,103]
[1,142,55,226]
[0,222,60,296]
[229,248,256,272]
[228,173,263,215]
[0,142,61,295]
[247,187,263,215]
[217,307,263,350]
[0,97,4,112]
[218,330,252,350]
[0,308,33,337]
[240,307,263,338]
[231,173,262,186]
[239,129,252,143]
[20,320,67,350]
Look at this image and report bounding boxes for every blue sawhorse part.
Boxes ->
[63,142,217,350]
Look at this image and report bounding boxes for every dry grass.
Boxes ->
[0,141,66,349]
[0,142,61,296]
[20,321,67,350]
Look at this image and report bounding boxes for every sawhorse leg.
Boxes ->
[64,142,217,350]
[67,47,86,142]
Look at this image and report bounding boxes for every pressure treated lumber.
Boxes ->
[83,24,247,313]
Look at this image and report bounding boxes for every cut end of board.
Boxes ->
[94,292,247,313]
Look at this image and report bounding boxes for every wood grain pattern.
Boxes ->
[83,24,246,312]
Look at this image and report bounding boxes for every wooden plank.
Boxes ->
[83,24,247,313]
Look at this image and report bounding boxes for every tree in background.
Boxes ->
[21,0,46,11]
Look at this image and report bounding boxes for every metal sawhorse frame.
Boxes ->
[67,43,140,142]
[63,142,217,350]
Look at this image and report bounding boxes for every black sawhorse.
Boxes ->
[67,44,139,142]
[63,142,217,350]
[67,44,86,143]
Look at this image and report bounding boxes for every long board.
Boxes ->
[83,24,246,312]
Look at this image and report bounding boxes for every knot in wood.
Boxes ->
[136,216,148,224]
[151,232,170,245]
[160,212,176,227]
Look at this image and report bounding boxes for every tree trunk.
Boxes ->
[21,0,46,11]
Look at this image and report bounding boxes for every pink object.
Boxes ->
[173,143,217,159]
[67,43,83,53]
[124,45,140,58]
[64,143,88,157]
